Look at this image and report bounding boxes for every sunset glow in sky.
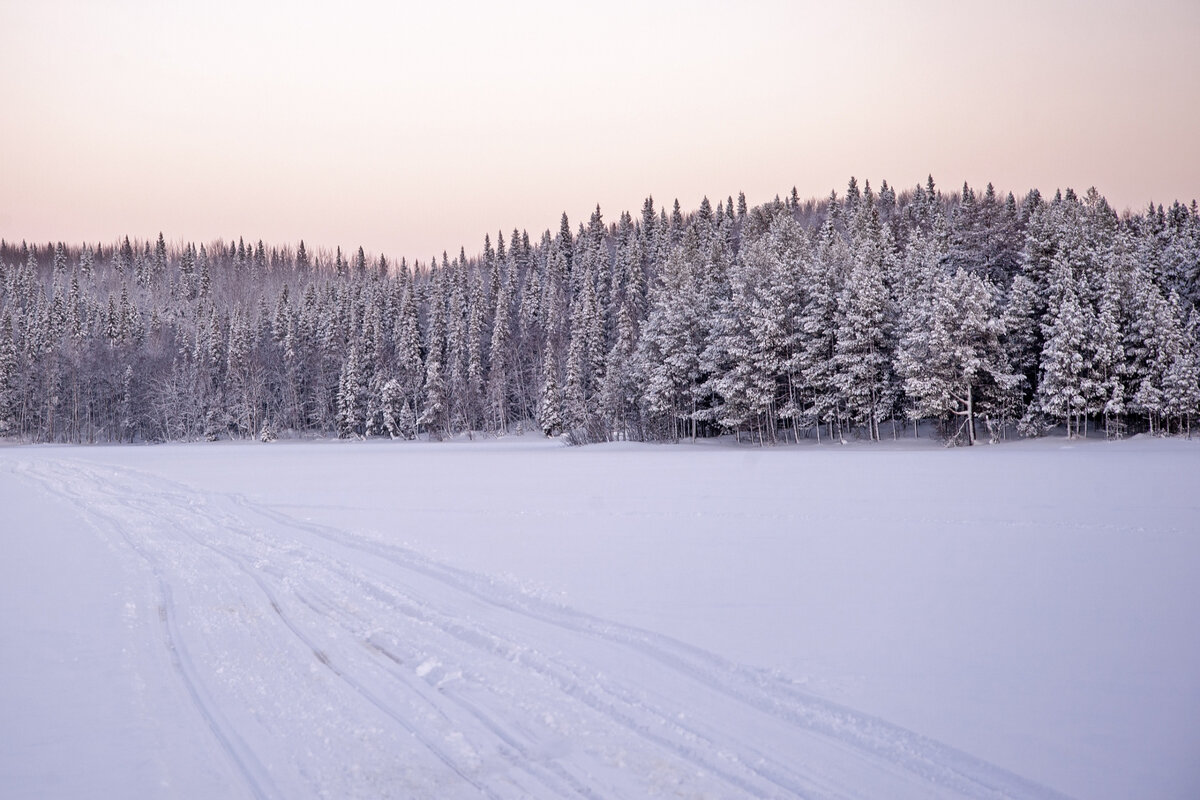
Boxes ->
[3,0,1198,263]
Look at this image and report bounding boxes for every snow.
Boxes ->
[2,435,1198,799]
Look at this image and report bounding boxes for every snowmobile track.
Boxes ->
[10,456,1074,800]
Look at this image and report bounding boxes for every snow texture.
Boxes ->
[2,435,1198,799]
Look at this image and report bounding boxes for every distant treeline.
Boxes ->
[2,177,1198,445]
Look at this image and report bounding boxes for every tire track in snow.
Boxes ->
[215,497,826,798]
[300,589,609,800]
[9,460,276,800]
[168,523,519,800]
[15,458,605,800]
[148,470,797,798]
[13,455,1075,800]
[221,474,1073,799]
[231,493,1070,800]
[307,580,812,800]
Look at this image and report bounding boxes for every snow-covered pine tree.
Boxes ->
[1091,271,1128,438]
[420,269,450,440]
[900,268,1015,444]
[895,228,946,434]
[796,215,846,440]
[1036,258,1091,437]
[635,245,707,441]
[487,270,513,434]
[599,302,640,441]
[1002,273,1040,412]
[1162,305,1200,436]
[834,204,896,441]
[466,269,486,432]
[703,244,772,442]
[336,342,367,439]
[537,345,563,437]
[0,314,17,436]
[379,377,404,439]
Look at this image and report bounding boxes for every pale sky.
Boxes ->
[2,0,1198,263]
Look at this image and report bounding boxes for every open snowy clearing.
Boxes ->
[2,435,1198,799]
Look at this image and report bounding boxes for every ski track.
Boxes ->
[9,455,1074,800]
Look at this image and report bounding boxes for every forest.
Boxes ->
[1,177,1198,446]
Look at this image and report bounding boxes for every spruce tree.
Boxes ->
[834,206,896,441]
[797,217,846,439]
[1036,260,1091,436]
[487,273,512,434]
[336,343,367,438]
[537,346,562,437]
[635,246,706,441]
[0,314,17,435]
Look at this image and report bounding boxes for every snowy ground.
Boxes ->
[2,434,1197,799]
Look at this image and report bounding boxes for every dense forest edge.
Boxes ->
[2,177,1198,446]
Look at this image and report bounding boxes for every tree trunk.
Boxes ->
[966,382,975,445]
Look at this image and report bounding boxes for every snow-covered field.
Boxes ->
[2,435,1197,799]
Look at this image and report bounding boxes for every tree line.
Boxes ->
[1,177,1197,446]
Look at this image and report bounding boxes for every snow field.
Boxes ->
[2,435,1198,799]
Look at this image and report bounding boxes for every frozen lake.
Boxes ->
[2,435,1197,799]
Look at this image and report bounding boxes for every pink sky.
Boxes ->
[3,0,1198,264]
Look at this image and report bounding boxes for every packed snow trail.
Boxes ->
[8,456,1072,799]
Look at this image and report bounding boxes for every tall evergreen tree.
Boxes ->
[1036,258,1091,436]
[834,205,896,440]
